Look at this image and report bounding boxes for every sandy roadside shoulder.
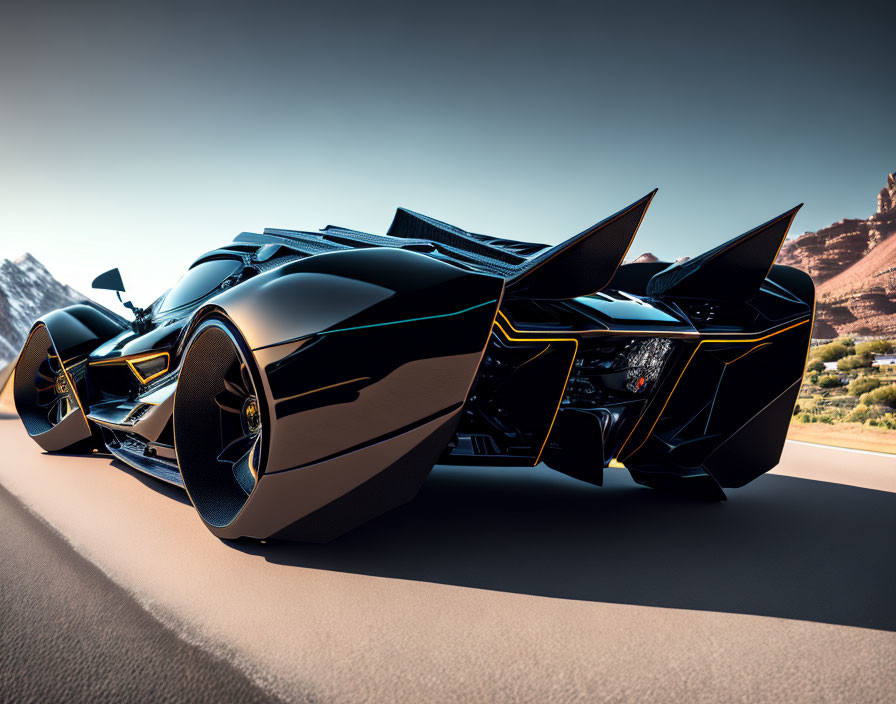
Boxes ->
[788,421,896,455]
[773,439,896,491]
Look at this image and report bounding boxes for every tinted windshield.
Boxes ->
[158,259,242,313]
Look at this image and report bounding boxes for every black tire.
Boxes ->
[14,324,94,453]
[174,318,268,533]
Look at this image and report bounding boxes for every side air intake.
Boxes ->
[646,205,802,301]
[505,190,657,299]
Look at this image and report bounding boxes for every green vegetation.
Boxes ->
[818,375,844,388]
[848,377,881,396]
[837,353,874,371]
[793,338,896,431]
[859,385,896,409]
[870,415,896,430]
[856,340,894,355]
[847,404,874,423]
[810,341,852,362]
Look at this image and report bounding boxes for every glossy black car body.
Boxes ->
[14,191,814,540]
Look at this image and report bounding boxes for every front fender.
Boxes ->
[15,304,127,450]
[39,304,128,362]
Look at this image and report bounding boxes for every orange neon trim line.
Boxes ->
[457,292,506,410]
[723,342,771,365]
[498,308,811,340]
[275,376,371,403]
[126,353,171,385]
[516,345,551,370]
[790,294,818,418]
[656,208,798,286]
[90,351,171,385]
[496,310,700,338]
[492,320,578,466]
[764,208,801,281]
[616,318,811,461]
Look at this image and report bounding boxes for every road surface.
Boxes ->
[0,415,894,703]
[0,481,280,703]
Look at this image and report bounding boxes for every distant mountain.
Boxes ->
[777,172,896,338]
[626,253,691,265]
[0,254,88,364]
[630,252,660,263]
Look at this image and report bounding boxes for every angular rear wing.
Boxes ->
[505,190,657,299]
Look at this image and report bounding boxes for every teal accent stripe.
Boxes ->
[320,299,498,335]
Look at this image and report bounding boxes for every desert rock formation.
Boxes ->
[777,172,896,338]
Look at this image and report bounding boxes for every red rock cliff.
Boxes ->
[776,172,896,338]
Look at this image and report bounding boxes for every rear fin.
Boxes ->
[646,205,802,301]
[505,190,657,299]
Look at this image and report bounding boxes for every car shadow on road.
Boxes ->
[107,459,194,506]
[236,464,896,631]
[39,448,194,507]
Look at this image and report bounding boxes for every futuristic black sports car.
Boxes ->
[14,191,814,541]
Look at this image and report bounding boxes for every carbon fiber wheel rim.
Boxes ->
[14,325,79,437]
[175,320,266,529]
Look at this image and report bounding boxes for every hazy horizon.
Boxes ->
[1,0,893,309]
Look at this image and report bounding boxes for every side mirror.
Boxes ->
[92,268,126,292]
[91,268,148,331]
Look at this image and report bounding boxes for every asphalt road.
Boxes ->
[0,482,281,704]
[0,415,894,703]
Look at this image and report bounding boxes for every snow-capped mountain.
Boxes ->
[0,254,89,364]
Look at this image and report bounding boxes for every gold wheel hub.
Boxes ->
[54,374,69,396]
[242,398,261,435]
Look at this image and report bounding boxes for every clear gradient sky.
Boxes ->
[1,0,893,309]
